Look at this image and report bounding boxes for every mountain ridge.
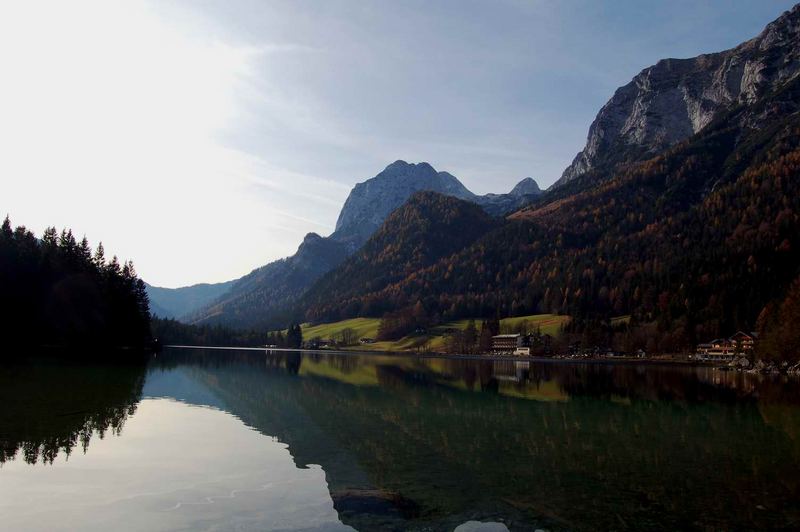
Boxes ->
[150,162,541,324]
[145,281,235,319]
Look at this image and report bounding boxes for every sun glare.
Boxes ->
[0,1,264,286]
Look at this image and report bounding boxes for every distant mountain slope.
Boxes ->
[148,299,172,319]
[554,4,800,188]
[475,176,542,216]
[145,281,234,319]
[187,162,540,329]
[302,191,496,322]
[187,232,350,329]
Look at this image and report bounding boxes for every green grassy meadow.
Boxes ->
[285,314,570,353]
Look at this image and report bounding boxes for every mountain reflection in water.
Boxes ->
[2,348,800,531]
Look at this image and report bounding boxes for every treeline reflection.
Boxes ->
[155,348,800,403]
[0,360,146,464]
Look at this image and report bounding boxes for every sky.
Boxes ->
[1,0,796,287]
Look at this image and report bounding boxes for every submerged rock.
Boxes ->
[454,521,511,532]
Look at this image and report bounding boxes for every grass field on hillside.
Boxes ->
[301,317,381,342]
[498,314,571,336]
[288,314,571,353]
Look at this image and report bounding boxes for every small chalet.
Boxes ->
[729,331,757,352]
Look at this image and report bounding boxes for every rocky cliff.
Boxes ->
[554,4,800,187]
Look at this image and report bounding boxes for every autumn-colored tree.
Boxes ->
[756,276,800,362]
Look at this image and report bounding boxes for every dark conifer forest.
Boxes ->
[0,217,151,354]
[150,316,265,348]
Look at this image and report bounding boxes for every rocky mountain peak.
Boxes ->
[553,3,800,188]
[301,232,322,244]
[331,161,476,247]
[509,177,541,196]
[381,160,433,176]
[758,4,800,50]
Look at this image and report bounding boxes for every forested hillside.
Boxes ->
[302,192,496,321]
[182,5,800,359]
[300,77,800,355]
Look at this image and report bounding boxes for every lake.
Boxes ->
[1,347,799,531]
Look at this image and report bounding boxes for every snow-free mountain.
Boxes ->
[555,4,800,187]
[150,4,800,345]
[332,160,540,248]
[331,161,474,249]
[144,281,235,319]
[297,5,800,348]
[148,162,541,325]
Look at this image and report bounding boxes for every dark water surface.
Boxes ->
[2,348,800,531]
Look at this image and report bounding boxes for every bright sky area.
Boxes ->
[1,0,796,286]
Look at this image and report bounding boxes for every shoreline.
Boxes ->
[164,344,711,367]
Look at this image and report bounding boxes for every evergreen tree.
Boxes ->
[78,237,92,263]
[1,216,12,241]
[479,320,494,353]
[464,319,478,354]
[41,227,58,249]
[93,242,106,269]
[286,323,303,349]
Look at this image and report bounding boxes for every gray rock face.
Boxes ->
[509,177,542,196]
[554,4,800,188]
[332,161,542,249]
[332,161,477,248]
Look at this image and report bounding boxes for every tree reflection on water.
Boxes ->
[3,348,800,530]
[0,359,146,464]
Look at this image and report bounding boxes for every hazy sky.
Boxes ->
[2,0,796,287]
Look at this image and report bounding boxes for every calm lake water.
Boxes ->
[2,348,800,531]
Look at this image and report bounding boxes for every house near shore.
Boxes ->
[695,331,758,362]
[490,332,553,356]
[491,334,523,355]
[730,331,757,352]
